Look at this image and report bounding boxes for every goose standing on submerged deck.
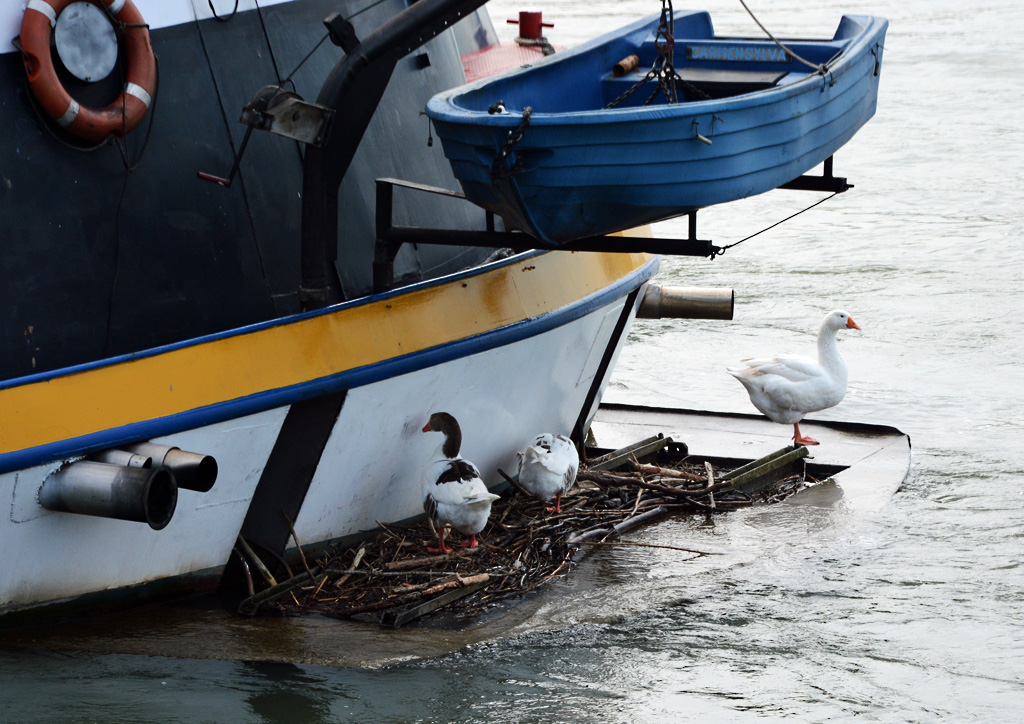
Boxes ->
[727,310,861,446]
[421,412,500,554]
[517,433,579,513]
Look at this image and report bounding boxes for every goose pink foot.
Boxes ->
[428,528,455,554]
[793,422,819,446]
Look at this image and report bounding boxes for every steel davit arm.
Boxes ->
[300,0,490,308]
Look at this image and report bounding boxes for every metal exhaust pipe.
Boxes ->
[122,443,218,493]
[38,461,178,531]
[636,285,734,320]
[90,448,153,468]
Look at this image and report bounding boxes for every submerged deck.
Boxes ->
[590,403,911,512]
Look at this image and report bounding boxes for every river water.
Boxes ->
[2,0,1022,721]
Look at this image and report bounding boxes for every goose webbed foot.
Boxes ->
[793,422,820,446]
[428,529,455,554]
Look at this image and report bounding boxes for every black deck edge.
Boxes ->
[596,401,910,442]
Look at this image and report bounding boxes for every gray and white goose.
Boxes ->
[517,433,579,513]
[421,412,499,553]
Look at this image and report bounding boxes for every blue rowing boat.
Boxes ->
[426,10,887,244]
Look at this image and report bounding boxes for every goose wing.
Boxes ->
[425,458,496,507]
[728,354,825,384]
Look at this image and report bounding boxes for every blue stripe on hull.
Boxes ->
[0,255,658,475]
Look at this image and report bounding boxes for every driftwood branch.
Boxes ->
[383,544,486,571]
[572,540,722,556]
[633,462,706,482]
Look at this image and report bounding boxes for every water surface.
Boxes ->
[2,1,1022,721]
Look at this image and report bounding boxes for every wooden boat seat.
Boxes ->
[674,68,791,98]
[602,66,792,105]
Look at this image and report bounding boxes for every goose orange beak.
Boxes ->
[847,317,861,330]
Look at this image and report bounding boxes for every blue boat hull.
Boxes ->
[427,11,888,244]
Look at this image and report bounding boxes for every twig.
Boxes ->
[497,467,533,498]
[633,462,706,482]
[237,535,277,587]
[282,509,315,581]
[572,540,722,556]
[329,546,365,591]
[383,545,485,571]
[237,566,323,616]
[612,506,668,535]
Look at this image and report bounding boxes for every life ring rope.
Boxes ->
[19,0,157,142]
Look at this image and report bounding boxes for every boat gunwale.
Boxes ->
[0,249,549,393]
[0,252,659,474]
[441,59,877,180]
[426,13,887,126]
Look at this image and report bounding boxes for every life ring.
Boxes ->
[20,0,156,142]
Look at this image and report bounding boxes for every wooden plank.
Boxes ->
[588,434,671,471]
[590,403,911,510]
[378,580,490,628]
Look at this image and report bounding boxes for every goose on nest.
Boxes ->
[517,433,579,513]
[727,310,861,446]
[421,411,499,554]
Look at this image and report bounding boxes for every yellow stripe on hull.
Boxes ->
[1,251,652,457]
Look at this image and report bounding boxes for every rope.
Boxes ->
[20,76,108,152]
[348,0,392,21]
[113,51,160,172]
[738,0,833,75]
[282,33,331,87]
[710,191,841,258]
[192,4,274,298]
[252,1,284,85]
[515,35,556,56]
[207,0,239,22]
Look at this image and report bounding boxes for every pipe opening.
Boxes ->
[123,443,218,493]
[143,467,177,530]
[39,461,178,530]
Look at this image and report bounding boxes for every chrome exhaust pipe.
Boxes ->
[636,285,734,320]
[122,443,218,493]
[38,461,178,531]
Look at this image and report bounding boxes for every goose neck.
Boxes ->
[817,324,844,370]
[430,413,462,458]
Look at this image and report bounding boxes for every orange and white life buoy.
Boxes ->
[20,0,156,142]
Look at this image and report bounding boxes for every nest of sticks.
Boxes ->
[238,440,812,626]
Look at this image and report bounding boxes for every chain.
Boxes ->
[604,68,658,109]
[606,0,711,109]
[652,0,678,103]
[490,107,533,181]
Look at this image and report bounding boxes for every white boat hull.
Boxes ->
[0,250,656,618]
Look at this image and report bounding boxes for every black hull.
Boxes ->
[0,0,494,381]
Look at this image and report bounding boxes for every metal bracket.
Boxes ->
[373,177,719,292]
[324,12,360,54]
[239,85,334,146]
[778,156,853,193]
[198,86,335,187]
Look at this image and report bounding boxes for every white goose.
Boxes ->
[421,412,499,553]
[727,310,861,446]
[517,433,579,513]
